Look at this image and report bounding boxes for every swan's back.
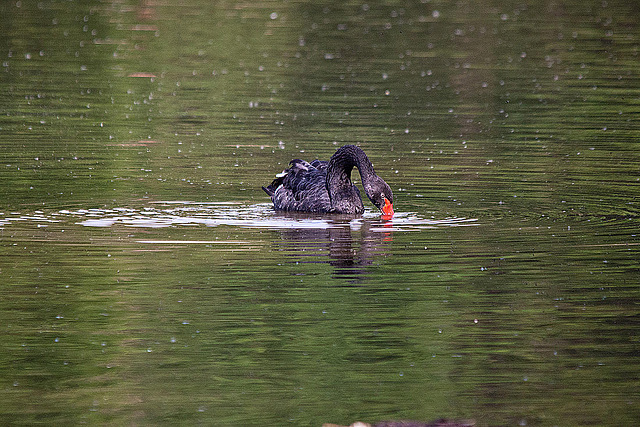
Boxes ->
[263,159,337,213]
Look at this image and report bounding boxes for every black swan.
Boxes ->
[262,145,394,216]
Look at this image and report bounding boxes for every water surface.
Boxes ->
[1,0,638,425]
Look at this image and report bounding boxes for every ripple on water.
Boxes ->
[0,202,478,232]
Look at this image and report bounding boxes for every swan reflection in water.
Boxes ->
[270,212,394,281]
[47,203,476,282]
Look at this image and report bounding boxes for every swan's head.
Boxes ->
[366,177,394,217]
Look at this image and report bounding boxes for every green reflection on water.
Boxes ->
[1,0,639,425]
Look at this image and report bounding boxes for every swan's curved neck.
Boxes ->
[326,145,376,202]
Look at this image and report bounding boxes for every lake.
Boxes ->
[1,0,638,425]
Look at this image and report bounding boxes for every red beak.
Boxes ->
[381,197,394,216]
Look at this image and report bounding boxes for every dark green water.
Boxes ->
[1,1,638,425]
